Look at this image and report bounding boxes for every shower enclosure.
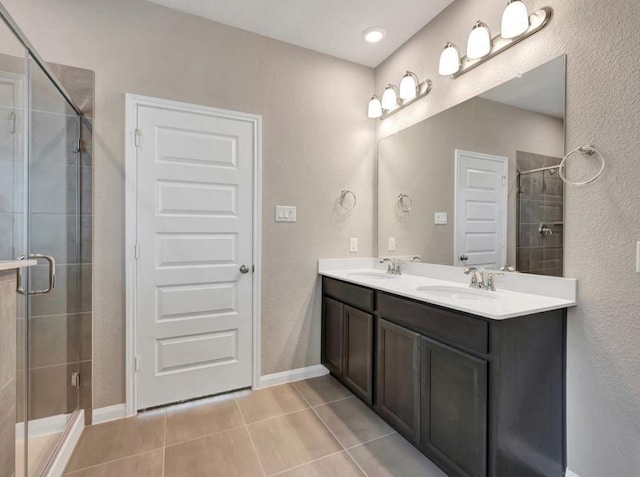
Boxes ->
[517,151,564,277]
[0,4,92,476]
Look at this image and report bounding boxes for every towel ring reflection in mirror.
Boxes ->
[339,190,357,210]
[397,193,413,212]
[559,145,605,186]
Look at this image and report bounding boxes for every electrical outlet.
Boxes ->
[350,238,358,253]
[275,206,296,222]
[388,237,396,252]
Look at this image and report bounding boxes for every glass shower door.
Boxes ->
[0,19,28,477]
[23,56,83,476]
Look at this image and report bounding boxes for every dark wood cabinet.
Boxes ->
[321,296,344,377]
[376,318,421,443]
[421,336,487,477]
[321,276,566,477]
[343,305,373,403]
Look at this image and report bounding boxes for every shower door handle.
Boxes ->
[16,254,56,295]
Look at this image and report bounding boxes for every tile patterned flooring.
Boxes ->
[63,375,447,476]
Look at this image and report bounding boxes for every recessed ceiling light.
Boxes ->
[362,27,386,44]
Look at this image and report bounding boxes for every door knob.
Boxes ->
[239,265,250,274]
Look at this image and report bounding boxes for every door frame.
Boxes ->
[453,149,508,268]
[124,94,262,416]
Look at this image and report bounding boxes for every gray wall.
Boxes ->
[2,0,376,409]
[378,96,563,266]
[375,0,640,475]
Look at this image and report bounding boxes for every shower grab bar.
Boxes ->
[16,254,56,295]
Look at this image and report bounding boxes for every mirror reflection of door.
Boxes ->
[454,150,508,269]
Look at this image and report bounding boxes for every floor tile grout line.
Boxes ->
[63,447,164,475]
[233,397,267,477]
[164,423,247,449]
[241,405,311,427]
[345,430,397,450]
[268,449,346,477]
[292,384,369,477]
[310,395,355,409]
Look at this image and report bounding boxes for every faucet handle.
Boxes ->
[463,267,477,274]
[485,272,503,291]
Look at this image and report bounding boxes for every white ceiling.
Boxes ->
[480,57,566,119]
[147,0,456,67]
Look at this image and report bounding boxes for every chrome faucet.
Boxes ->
[379,258,402,275]
[464,267,503,291]
[464,267,484,289]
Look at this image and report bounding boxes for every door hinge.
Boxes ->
[134,129,141,148]
[134,243,140,259]
[135,356,140,372]
[71,372,80,388]
[502,175,507,185]
[9,111,16,134]
[75,137,82,153]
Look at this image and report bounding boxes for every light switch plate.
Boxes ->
[388,237,396,252]
[275,206,296,222]
[636,242,640,273]
[435,212,448,225]
[350,238,358,253]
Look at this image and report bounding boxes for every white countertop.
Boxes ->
[0,260,37,271]
[319,259,577,320]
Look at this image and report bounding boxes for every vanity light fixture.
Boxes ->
[381,84,400,110]
[438,42,462,76]
[367,95,383,119]
[466,21,492,59]
[399,71,420,100]
[501,0,530,38]
[362,27,386,43]
[440,7,553,78]
[367,76,432,120]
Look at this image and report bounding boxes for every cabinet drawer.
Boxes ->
[322,277,374,313]
[378,293,488,354]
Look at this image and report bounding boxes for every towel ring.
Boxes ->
[397,193,412,213]
[339,190,357,210]
[559,145,605,186]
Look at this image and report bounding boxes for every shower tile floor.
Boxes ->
[63,375,447,476]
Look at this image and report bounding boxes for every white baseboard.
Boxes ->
[566,470,581,477]
[92,403,127,424]
[258,364,329,389]
[16,413,72,441]
[44,410,84,477]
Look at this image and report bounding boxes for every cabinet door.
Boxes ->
[421,337,488,477]
[375,318,421,442]
[322,296,344,377]
[343,305,373,403]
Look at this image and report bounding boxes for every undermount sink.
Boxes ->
[415,285,497,300]
[348,271,397,280]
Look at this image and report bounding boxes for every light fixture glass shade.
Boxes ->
[439,43,461,76]
[467,21,492,60]
[381,85,399,110]
[501,0,529,38]
[399,72,419,100]
[367,95,382,119]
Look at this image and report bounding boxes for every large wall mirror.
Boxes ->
[377,56,566,276]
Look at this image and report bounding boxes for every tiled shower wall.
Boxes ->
[517,151,564,276]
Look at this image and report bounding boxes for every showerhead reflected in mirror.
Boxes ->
[377,56,566,276]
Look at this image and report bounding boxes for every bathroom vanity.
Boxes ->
[319,261,576,477]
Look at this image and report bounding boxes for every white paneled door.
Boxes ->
[454,150,508,270]
[133,100,257,409]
